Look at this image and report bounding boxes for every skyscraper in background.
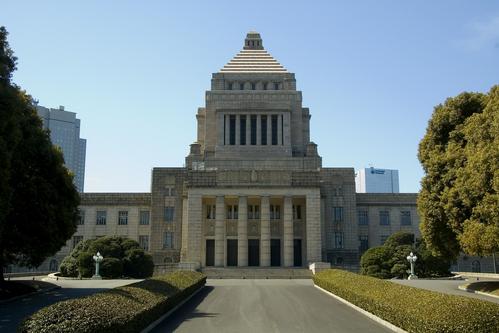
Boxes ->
[36,105,86,192]
[355,167,399,193]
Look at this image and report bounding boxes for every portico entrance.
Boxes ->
[271,239,281,266]
[248,239,260,266]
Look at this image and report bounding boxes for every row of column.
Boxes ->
[224,114,283,146]
[214,195,294,267]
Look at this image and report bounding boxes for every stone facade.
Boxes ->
[29,32,496,274]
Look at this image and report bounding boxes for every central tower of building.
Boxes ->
[176,32,323,268]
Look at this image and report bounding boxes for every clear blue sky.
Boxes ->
[2,1,498,193]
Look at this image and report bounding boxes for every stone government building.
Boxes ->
[36,32,493,273]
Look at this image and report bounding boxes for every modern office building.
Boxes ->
[355,167,399,193]
[34,32,496,274]
[36,105,86,192]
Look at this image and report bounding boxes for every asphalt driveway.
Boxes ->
[151,279,392,333]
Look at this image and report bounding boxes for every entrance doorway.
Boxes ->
[227,239,238,266]
[206,239,215,266]
[248,239,260,266]
[293,239,302,267]
[271,239,281,266]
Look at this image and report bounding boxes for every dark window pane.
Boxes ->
[271,115,278,145]
[261,116,267,145]
[240,116,246,145]
[250,115,257,145]
[229,115,236,145]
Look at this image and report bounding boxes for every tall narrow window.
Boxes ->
[229,115,236,145]
[379,211,390,225]
[224,115,226,145]
[250,115,257,145]
[261,115,267,145]
[293,205,302,220]
[358,210,368,225]
[401,211,411,225]
[118,211,128,225]
[140,211,150,225]
[263,82,268,90]
[274,82,280,90]
[251,83,256,90]
[333,207,343,222]
[78,210,85,225]
[163,232,174,249]
[271,115,278,145]
[228,82,233,90]
[239,82,244,90]
[240,116,246,145]
[359,235,369,253]
[164,207,174,222]
[96,211,107,225]
[206,205,216,219]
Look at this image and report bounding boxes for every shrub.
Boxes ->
[59,236,154,278]
[123,248,154,278]
[314,269,499,333]
[77,251,94,278]
[19,271,206,333]
[59,256,78,277]
[100,257,123,278]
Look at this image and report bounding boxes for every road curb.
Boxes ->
[141,285,205,333]
[458,285,499,300]
[314,285,407,333]
[0,285,61,305]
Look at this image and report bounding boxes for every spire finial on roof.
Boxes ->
[244,31,263,50]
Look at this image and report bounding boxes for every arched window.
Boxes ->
[471,260,481,273]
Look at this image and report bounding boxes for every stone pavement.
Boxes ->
[390,279,499,304]
[0,276,141,332]
[151,279,393,333]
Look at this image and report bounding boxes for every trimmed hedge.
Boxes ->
[314,269,499,333]
[19,271,206,333]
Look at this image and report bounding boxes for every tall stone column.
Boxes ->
[215,195,225,266]
[224,114,230,146]
[267,114,272,146]
[260,195,270,266]
[256,114,261,145]
[238,196,248,266]
[277,114,283,145]
[306,190,322,263]
[246,114,251,146]
[185,192,202,265]
[283,196,294,267]
[235,114,240,145]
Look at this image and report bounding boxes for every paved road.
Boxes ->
[151,279,392,333]
[390,279,499,304]
[0,277,141,332]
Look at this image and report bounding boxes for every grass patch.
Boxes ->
[463,281,499,297]
[18,271,206,333]
[314,269,499,333]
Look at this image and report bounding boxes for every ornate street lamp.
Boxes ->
[92,251,104,280]
[406,252,418,280]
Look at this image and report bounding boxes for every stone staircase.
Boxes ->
[201,267,313,279]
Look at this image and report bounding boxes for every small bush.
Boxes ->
[100,257,123,278]
[59,256,78,277]
[19,271,206,333]
[60,236,154,278]
[77,251,94,278]
[123,248,154,278]
[314,269,499,333]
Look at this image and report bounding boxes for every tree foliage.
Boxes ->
[360,232,450,279]
[60,236,154,278]
[0,26,80,281]
[418,86,499,258]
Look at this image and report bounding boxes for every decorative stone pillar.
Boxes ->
[186,192,202,264]
[238,196,248,266]
[235,114,240,146]
[224,114,230,146]
[260,195,270,266]
[306,190,322,263]
[256,114,261,145]
[267,114,272,146]
[215,195,225,266]
[283,196,294,267]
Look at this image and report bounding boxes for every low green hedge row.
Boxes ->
[313,269,499,333]
[19,271,206,333]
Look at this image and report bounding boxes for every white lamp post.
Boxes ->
[406,252,418,280]
[92,251,104,280]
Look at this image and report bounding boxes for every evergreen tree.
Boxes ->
[0,26,80,281]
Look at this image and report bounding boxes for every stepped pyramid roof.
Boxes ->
[220,32,287,73]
